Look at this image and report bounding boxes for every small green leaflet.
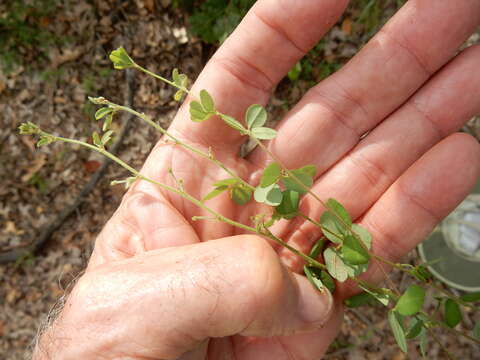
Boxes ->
[324,247,348,282]
[358,283,390,306]
[460,291,480,302]
[304,266,335,293]
[231,184,252,205]
[309,238,325,258]
[320,211,346,244]
[254,183,283,206]
[326,198,352,226]
[246,104,267,129]
[109,47,135,69]
[95,107,113,120]
[341,234,370,265]
[388,310,407,353]
[260,162,281,187]
[200,89,215,112]
[288,61,302,82]
[406,317,424,339]
[444,299,462,328]
[172,69,188,101]
[37,135,55,147]
[344,292,375,308]
[251,126,277,140]
[419,329,428,358]
[395,285,426,316]
[220,114,247,133]
[282,165,316,194]
[189,100,211,122]
[351,223,372,249]
[202,185,229,201]
[274,190,299,219]
[101,130,114,146]
[214,178,238,187]
[103,113,114,131]
[92,132,102,147]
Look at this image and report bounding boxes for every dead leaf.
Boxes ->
[84,160,101,173]
[22,154,46,182]
[342,18,352,35]
[20,135,36,152]
[4,221,25,236]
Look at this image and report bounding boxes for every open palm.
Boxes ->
[81,1,480,359]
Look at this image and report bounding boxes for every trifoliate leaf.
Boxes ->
[254,183,283,206]
[395,285,426,316]
[18,122,40,135]
[220,114,246,133]
[460,291,480,303]
[324,247,348,282]
[251,126,277,140]
[388,310,407,353]
[190,101,210,122]
[444,299,462,328]
[231,184,252,205]
[202,185,228,201]
[274,190,299,219]
[342,234,370,265]
[200,89,215,112]
[320,211,346,244]
[246,104,267,129]
[109,47,135,69]
[326,198,352,226]
[351,224,372,250]
[260,162,281,187]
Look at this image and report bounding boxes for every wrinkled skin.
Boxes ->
[33,1,480,359]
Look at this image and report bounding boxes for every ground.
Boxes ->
[1,1,479,359]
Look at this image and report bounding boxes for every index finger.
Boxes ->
[168,0,348,153]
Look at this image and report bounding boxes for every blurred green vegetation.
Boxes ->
[0,0,63,72]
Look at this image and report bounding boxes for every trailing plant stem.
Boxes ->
[134,64,189,94]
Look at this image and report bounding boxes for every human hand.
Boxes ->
[33,0,480,359]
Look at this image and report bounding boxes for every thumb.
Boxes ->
[47,235,333,360]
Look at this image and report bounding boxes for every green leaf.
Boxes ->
[345,261,369,278]
[326,198,352,226]
[395,285,426,316]
[19,122,40,135]
[92,132,102,147]
[202,185,228,201]
[473,321,480,339]
[200,89,215,112]
[388,310,407,353]
[245,104,267,129]
[324,248,348,282]
[304,265,324,292]
[101,130,114,146]
[406,317,424,339]
[342,234,370,265]
[351,224,372,250]
[460,291,480,303]
[231,184,252,205]
[357,284,390,306]
[320,211,346,244]
[281,165,316,194]
[309,238,325,258]
[172,68,180,84]
[411,265,432,282]
[444,299,462,328]
[213,178,238,187]
[319,270,335,293]
[274,190,300,219]
[251,126,277,140]
[288,61,302,82]
[260,162,281,187]
[37,136,54,147]
[174,90,185,102]
[95,107,113,120]
[254,183,283,206]
[344,292,375,308]
[220,114,246,133]
[189,101,210,122]
[102,113,114,131]
[109,47,135,69]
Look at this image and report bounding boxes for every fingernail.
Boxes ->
[296,278,333,327]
